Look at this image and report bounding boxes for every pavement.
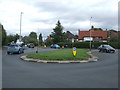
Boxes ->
[2,47,118,88]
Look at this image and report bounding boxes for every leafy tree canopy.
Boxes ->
[0,24,7,45]
[51,20,67,44]
[94,28,103,31]
[39,33,43,46]
[29,32,37,40]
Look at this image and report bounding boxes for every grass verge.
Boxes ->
[27,49,90,61]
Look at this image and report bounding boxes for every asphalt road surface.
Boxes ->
[2,47,118,88]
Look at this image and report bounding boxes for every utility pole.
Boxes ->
[90,17,92,51]
[20,12,23,42]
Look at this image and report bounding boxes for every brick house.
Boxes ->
[78,26,107,42]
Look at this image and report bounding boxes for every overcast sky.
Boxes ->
[0,0,119,39]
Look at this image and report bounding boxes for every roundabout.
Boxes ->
[21,51,99,64]
[3,47,118,88]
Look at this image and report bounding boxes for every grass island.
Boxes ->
[27,49,90,61]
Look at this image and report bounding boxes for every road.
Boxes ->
[2,47,118,88]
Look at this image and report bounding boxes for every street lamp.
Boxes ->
[90,17,92,51]
[19,12,23,42]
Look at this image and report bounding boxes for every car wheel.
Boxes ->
[18,50,21,54]
[99,49,101,52]
[107,50,111,53]
[105,50,108,53]
[7,52,10,54]
[112,51,115,53]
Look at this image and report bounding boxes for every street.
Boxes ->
[2,47,118,88]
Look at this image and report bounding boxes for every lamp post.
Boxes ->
[90,17,92,51]
[36,36,39,53]
[20,12,23,42]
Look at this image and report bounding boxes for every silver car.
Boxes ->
[98,45,115,53]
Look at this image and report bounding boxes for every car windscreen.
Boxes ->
[9,45,18,47]
[56,45,59,46]
[30,44,34,45]
[104,45,114,49]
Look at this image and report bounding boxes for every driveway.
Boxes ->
[2,47,118,88]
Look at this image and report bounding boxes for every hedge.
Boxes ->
[57,42,120,49]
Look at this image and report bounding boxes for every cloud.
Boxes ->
[0,0,119,39]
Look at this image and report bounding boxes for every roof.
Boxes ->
[78,30,107,40]
[66,31,74,39]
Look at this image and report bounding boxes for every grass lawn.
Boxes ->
[27,49,90,61]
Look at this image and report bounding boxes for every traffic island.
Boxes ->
[20,49,99,64]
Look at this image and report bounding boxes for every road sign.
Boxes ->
[72,47,77,56]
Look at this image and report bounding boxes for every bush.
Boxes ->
[109,42,120,49]
[58,42,120,49]
[45,39,54,46]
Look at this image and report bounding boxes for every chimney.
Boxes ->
[91,25,94,31]
[78,29,80,39]
[78,29,80,34]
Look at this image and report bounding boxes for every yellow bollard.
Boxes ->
[36,46,38,53]
[44,45,46,48]
[62,46,64,49]
[72,47,77,56]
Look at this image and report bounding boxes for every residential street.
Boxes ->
[2,47,118,88]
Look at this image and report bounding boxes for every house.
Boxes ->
[66,31,78,41]
[108,30,120,42]
[66,31,75,40]
[46,36,53,40]
[78,26,107,42]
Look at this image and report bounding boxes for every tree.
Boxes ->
[45,39,53,46]
[28,32,38,46]
[29,32,37,40]
[6,35,15,44]
[109,29,117,32]
[14,34,20,43]
[94,28,103,31]
[39,33,43,46]
[22,36,30,44]
[51,20,66,44]
[74,35,78,39]
[0,24,7,45]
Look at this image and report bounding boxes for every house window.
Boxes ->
[95,37,99,39]
[84,37,93,41]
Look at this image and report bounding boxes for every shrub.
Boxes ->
[58,42,120,49]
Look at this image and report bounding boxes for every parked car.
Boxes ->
[7,44,24,54]
[50,44,60,49]
[20,45,27,50]
[98,45,115,53]
[27,43,34,48]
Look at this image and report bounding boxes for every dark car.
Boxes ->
[27,43,34,48]
[98,45,115,53]
[7,44,24,54]
[50,44,60,49]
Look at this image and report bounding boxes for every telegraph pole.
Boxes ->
[90,17,92,51]
[20,12,23,42]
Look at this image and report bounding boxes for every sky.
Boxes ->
[0,0,119,39]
